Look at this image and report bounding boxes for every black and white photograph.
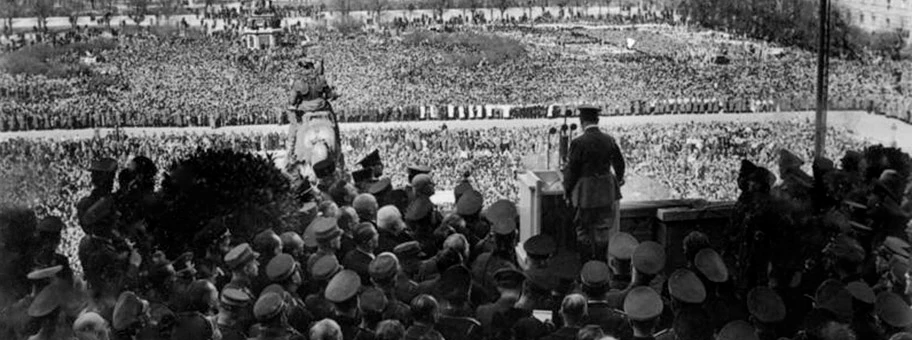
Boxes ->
[0,0,911,339]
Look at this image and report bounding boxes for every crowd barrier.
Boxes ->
[1,95,911,132]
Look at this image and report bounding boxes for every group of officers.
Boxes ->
[4,106,912,340]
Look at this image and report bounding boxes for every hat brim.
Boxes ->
[316,228,343,242]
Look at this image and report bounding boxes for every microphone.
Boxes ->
[570,123,577,131]
[549,127,557,135]
[561,124,569,132]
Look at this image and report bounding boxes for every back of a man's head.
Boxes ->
[560,294,588,327]
[353,194,379,221]
[310,319,343,340]
[375,320,405,340]
[411,294,439,325]
[577,325,605,340]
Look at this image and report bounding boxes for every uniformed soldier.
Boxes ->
[306,255,343,321]
[368,252,414,323]
[343,223,379,286]
[218,288,254,340]
[352,169,374,194]
[368,179,393,208]
[254,229,284,293]
[112,291,151,340]
[522,234,556,271]
[76,157,122,296]
[623,287,664,340]
[171,280,221,340]
[32,216,66,270]
[578,261,634,340]
[72,311,111,340]
[306,217,343,274]
[223,243,260,298]
[472,200,521,299]
[358,288,386,340]
[774,149,814,207]
[456,190,488,248]
[357,149,384,181]
[251,292,305,340]
[313,159,338,202]
[607,232,638,292]
[405,174,442,254]
[716,320,759,340]
[631,241,667,294]
[434,266,483,340]
[542,294,588,340]
[266,258,314,337]
[667,269,706,308]
[476,268,525,333]
[404,165,432,203]
[326,270,368,340]
[25,281,68,340]
[394,241,434,286]
[562,106,625,264]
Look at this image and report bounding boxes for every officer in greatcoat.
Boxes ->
[562,106,625,263]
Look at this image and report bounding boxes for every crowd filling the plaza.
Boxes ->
[3,4,912,340]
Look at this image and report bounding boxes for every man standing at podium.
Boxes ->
[562,106,626,263]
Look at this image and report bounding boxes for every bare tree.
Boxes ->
[159,0,180,23]
[497,0,511,20]
[130,0,150,24]
[2,0,19,30]
[66,0,85,29]
[34,0,55,30]
[435,0,449,21]
[371,0,384,24]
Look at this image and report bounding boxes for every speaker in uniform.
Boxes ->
[562,106,625,263]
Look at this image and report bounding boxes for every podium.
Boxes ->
[516,170,576,249]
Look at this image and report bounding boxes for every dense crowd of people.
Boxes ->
[2,23,910,131]
[0,115,911,340]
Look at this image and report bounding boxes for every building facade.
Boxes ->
[834,0,911,40]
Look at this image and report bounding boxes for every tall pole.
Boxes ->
[814,0,829,158]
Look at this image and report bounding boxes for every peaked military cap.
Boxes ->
[266,254,298,282]
[815,279,853,322]
[27,265,63,280]
[846,281,875,304]
[580,261,610,287]
[312,217,342,242]
[73,312,107,333]
[224,243,259,270]
[313,159,336,178]
[747,286,786,323]
[608,232,639,260]
[113,291,148,331]
[523,234,557,258]
[623,286,663,321]
[262,284,286,297]
[883,236,911,259]
[455,190,483,216]
[311,254,341,281]
[778,149,804,169]
[494,268,526,290]
[369,252,399,281]
[393,241,424,259]
[368,178,392,195]
[353,222,378,245]
[220,287,252,307]
[352,168,373,183]
[89,157,118,172]
[717,320,758,340]
[578,105,601,121]
[254,292,286,321]
[407,165,431,181]
[28,282,63,318]
[485,200,518,235]
[360,288,388,314]
[37,216,64,233]
[325,270,361,303]
[876,292,912,327]
[694,248,728,283]
[890,256,909,280]
[668,269,706,304]
[632,241,666,275]
[358,149,382,167]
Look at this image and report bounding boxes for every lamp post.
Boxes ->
[814,0,829,158]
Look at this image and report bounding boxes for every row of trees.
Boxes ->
[681,0,909,59]
[2,0,228,30]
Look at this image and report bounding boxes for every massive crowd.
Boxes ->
[2,23,910,131]
[0,116,911,340]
